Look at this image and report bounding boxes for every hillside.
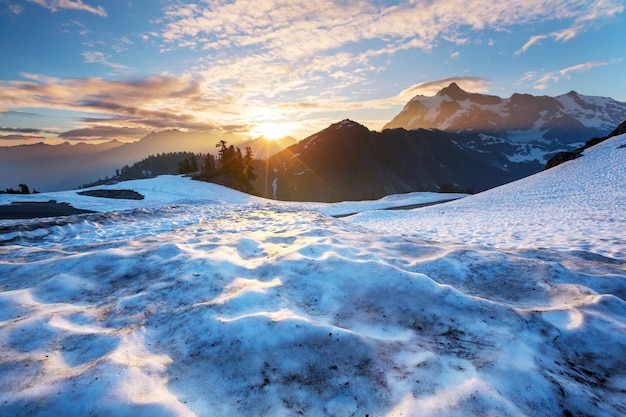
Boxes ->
[257,119,541,202]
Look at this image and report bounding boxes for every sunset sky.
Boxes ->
[1,0,624,145]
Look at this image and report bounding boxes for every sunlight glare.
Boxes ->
[252,122,290,141]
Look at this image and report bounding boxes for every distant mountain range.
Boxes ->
[253,84,626,202]
[0,130,295,192]
[1,83,624,197]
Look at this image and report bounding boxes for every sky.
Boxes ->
[0,0,624,146]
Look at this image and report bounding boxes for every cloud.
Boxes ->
[158,0,622,107]
[0,126,42,133]
[3,1,23,14]
[515,27,579,55]
[27,0,106,17]
[515,34,548,55]
[392,77,493,103]
[522,60,620,90]
[0,133,46,141]
[58,125,150,141]
[515,0,624,54]
[0,73,244,137]
[269,76,493,133]
[82,51,131,72]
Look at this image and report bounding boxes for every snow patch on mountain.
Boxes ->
[555,92,622,130]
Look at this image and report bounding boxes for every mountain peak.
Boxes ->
[333,119,359,128]
[323,119,370,133]
[437,82,469,100]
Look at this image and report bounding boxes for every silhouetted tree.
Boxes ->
[178,158,192,174]
[204,140,256,193]
[243,145,257,183]
[1,183,33,194]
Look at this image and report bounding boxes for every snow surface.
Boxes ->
[1,136,625,416]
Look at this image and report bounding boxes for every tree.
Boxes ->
[204,140,256,193]
[243,145,257,183]
[203,153,216,176]
[178,158,192,174]
[189,155,198,172]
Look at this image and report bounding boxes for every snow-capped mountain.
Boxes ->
[384,82,626,162]
[1,133,624,417]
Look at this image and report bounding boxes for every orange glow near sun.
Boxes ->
[252,122,290,141]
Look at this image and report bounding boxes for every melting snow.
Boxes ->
[0,135,625,416]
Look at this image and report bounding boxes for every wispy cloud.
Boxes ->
[522,60,621,90]
[515,0,624,54]
[82,51,131,72]
[3,1,24,14]
[0,133,46,141]
[0,126,42,133]
[291,76,492,113]
[391,77,492,103]
[27,0,106,17]
[58,125,150,141]
[515,27,579,55]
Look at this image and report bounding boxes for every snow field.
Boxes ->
[0,135,625,416]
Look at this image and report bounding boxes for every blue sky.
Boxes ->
[0,0,624,145]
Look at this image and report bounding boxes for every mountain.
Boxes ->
[255,119,542,202]
[0,130,294,192]
[245,136,297,160]
[0,140,124,192]
[384,82,626,163]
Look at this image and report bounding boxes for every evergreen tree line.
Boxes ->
[197,140,257,193]
[1,184,38,194]
[80,144,257,194]
[80,152,198,188]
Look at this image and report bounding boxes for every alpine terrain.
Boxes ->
[384,82,626,163]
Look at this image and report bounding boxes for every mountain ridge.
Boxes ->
[256,119,542,202]
[385,83,625,142]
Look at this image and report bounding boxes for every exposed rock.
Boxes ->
[544,119,626,170]
[0,201,95,219]
[77,189,145,200]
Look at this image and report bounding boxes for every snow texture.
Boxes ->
[1,135,625,416]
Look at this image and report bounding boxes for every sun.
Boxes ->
[252,122,290,141]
